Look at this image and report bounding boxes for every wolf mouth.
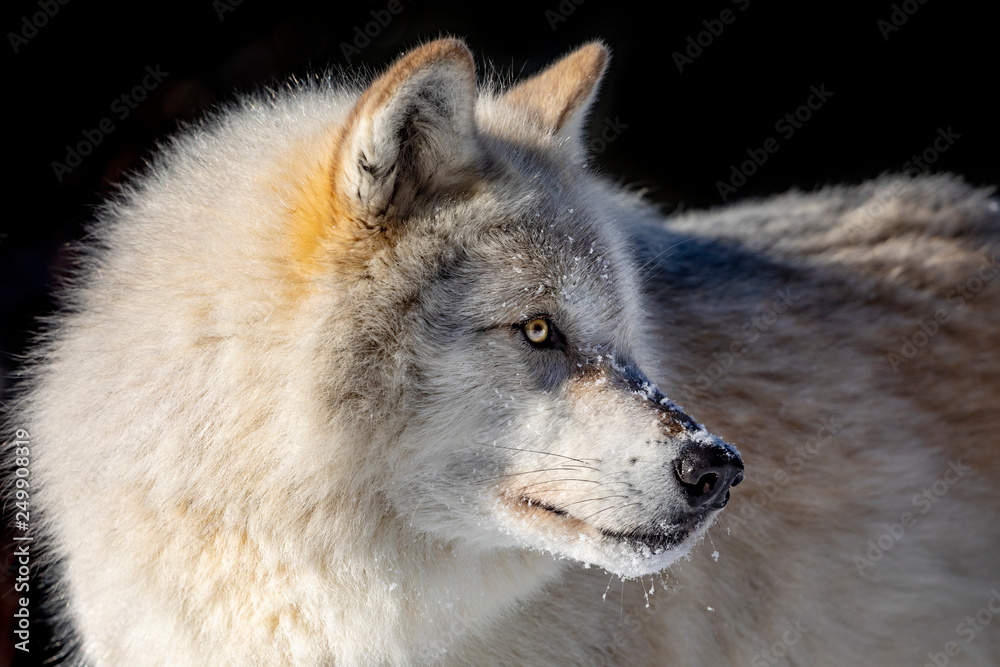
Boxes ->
[515,495,695,550]
[598,525,692,551]
[518,496,567,517]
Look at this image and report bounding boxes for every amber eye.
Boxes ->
[523,318,550,345]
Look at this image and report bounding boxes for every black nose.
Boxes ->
[675,439,744,510]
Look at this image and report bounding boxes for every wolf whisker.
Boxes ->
[486,443,601,464]
[579,502,642,523]
[516,478,602,490]
[636,234,705,282]
[471,466,592,485]
[555,495,629,510]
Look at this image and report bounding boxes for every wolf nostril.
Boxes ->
[695,472,718,496]
[675,439,744,510]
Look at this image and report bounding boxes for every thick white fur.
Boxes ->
[8,38,1000,666]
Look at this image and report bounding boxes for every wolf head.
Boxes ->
[289,38,743,578]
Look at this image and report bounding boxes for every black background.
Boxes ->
[2,0,997,663]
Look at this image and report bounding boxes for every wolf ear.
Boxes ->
[502,41,609,146]
[332,38,479,222]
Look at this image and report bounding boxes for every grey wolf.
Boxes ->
[7,38,1000,665]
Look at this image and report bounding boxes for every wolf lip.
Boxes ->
[518,496,567,517]
[516,495,693,550]
[598,526,690,551]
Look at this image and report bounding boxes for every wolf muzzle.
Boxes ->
[611,359,745,510]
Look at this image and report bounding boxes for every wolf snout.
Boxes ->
[674,439,744,510]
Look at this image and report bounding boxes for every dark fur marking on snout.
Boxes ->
[606,360,701,435]
[654,404,699,436]
[566,362,701,437]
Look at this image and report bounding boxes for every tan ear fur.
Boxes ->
[331,37,479,226]
[502,42,610,139]
[287,38,479,276]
